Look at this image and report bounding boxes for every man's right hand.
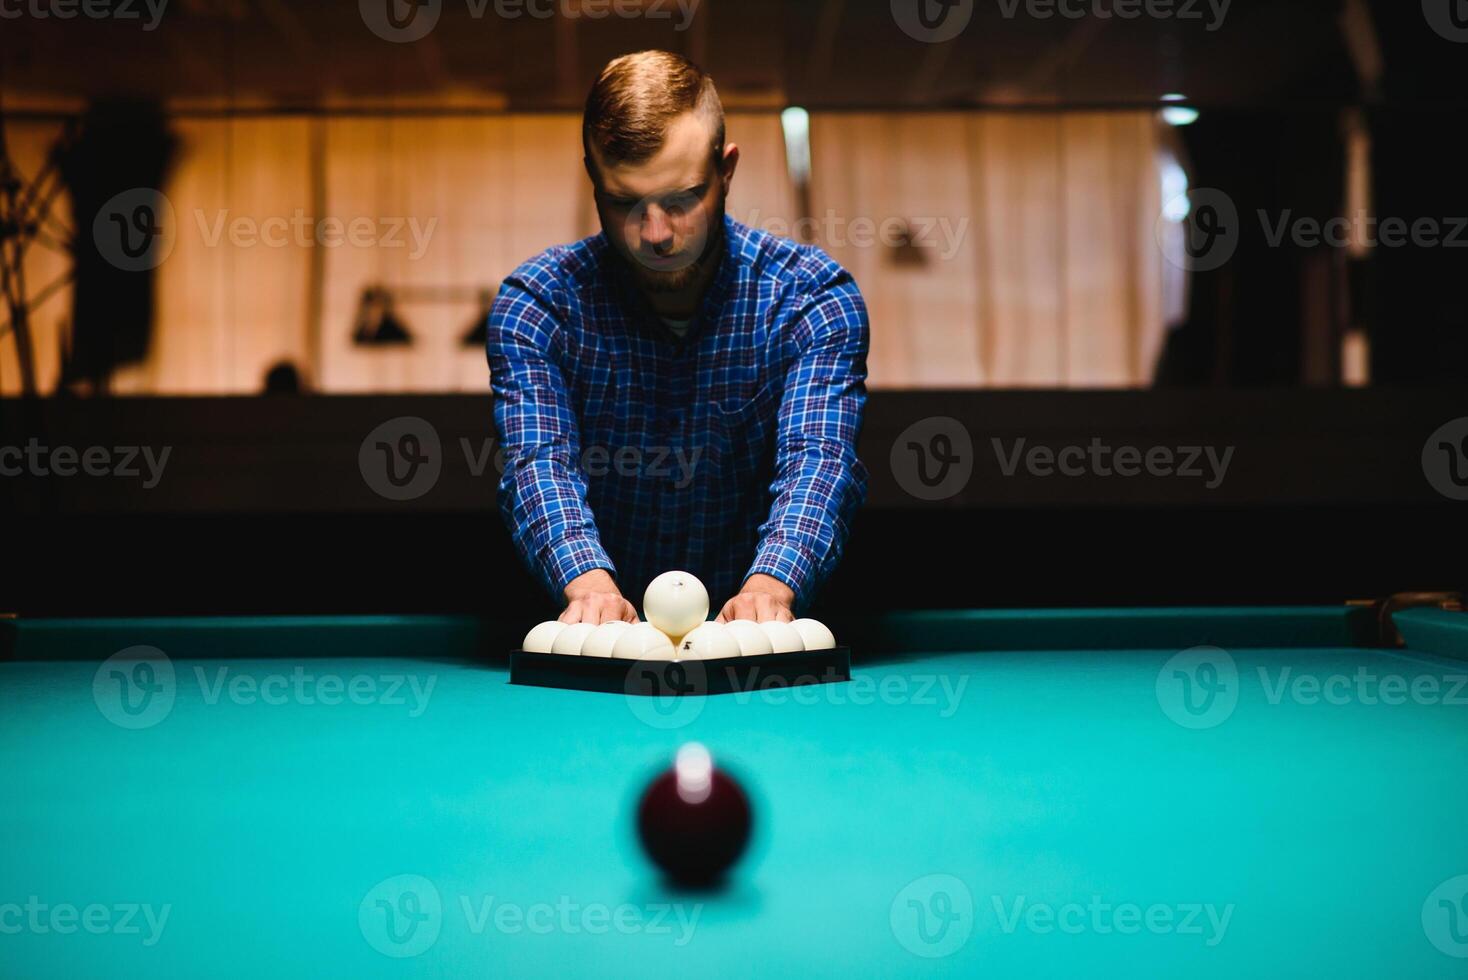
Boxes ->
[560,569,639,624]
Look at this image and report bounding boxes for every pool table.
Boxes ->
[3,605,1468,977]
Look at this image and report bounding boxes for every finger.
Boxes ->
[776,605,795,623]
[558,601,581,624]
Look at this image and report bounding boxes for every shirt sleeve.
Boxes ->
[746,272,871,612]
[486,276,615,600]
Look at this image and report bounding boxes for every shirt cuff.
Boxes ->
[543,534,616,598]
[746,540,821,614]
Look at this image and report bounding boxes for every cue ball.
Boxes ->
[637,743,752,885]
[675,622,740,661]
[580,620,632,659]
[758,620,805,654]
[724,620,774,657]
[642,571,710,639]
[550,622,597,656]
[790,618,836,651]
[611,623,677,661]
[521,621,567,653]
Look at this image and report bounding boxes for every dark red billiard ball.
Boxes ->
[637,744,752,885]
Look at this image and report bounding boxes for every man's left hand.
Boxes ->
[715,574,795,623]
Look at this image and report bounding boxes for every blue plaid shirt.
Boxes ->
[487,214,869,613]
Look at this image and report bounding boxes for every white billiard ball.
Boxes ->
[675,622,741,661]
[521,621,567,653]
[580,620,632,659]
[758,620,805,654]
[611,622,677,661]
[642,571,709,639]
[790,618,836,650]
[725,619,775,657]
[550,622,597,656]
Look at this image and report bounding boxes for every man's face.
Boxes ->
[589,112,734,295]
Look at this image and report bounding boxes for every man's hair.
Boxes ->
[583,50,725,172]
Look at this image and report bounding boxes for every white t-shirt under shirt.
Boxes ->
[661,317,692,338]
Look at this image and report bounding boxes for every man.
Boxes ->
[488,50,868,626]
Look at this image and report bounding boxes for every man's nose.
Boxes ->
[641,206,676,252]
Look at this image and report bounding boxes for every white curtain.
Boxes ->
[2,110,1166,394]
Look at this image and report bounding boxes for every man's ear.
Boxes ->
[583,155,598,186]
[718,142,740,193]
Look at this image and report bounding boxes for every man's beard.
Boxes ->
[626,199,726,295]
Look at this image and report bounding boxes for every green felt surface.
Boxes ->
[3,616,1468,977]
